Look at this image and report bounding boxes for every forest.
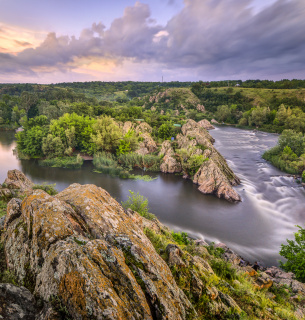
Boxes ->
[1,80,305,179]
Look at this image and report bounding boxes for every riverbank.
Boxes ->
[1,170,304,320]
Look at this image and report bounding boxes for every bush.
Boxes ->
[207,242,225,258]
[302,171,305,182]
[39,155,83,169]
[172,232,191,246]
[279,225,305,282]
[210,259,237,281]
[122,190,155,220]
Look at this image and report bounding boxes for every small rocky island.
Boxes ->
[123,119,241,202]
[0,170,304,319]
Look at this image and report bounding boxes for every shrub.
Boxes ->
[207,242,225,258]
[210,259,237,281]
[122,190,155,220]
[172,232,191,246]
[279,225,305,282]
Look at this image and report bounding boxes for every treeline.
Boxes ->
[55,81,192,100]
[190,82,305,133]
[195,79,305,89]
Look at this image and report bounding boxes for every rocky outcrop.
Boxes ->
[179,120,241,202]
[265,266,305,294]
[211,119,219,124]
[136,132,157,155]
[159,141,181,173]
[3,184,194,320]
[193,160,241,202]
[1,172,305,319]
[0,170,34,200]
[196,104,205,112]
[135,122,153,135]
[198,119,215,130]
[122,121,135,135]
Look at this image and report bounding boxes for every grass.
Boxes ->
[93,152,158,181]
[39,155,83,169]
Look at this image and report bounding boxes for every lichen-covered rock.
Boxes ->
[0,283,38,320]
[265,266,305,294]
[3,184,195,320]
[0,170,33,200]
[136,132,157,155]
[198,119,215,130]
[122,121,135,135]
[160,155,182,174]
[135,122,153,134]
[193,160,241,202]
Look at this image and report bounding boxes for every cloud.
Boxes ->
[1,0,305,81]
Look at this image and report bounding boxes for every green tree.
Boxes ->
[278,130,305,157]
[158,122,174,140]
[42,134,65,158]
[215,105,231,122]
[279,225,305,282]
[91,115,122,152]
[250,106,267,127]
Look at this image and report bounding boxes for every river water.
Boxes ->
[0,127,304,266]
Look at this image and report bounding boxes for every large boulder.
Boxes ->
[3,184,194,320]
[193,160,241,202]
[198,119,215,130]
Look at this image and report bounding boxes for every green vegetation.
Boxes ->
[32,183,58,195]
[39,155,83,169]
[279,225,305,282]
[0,199,6,218]
[263,130,305,175]
[122,190,156,220]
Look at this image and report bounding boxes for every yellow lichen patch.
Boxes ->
[58,271,87,319]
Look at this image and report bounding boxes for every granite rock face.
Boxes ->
[3,184,194,320]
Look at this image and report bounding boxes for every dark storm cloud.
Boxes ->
[1,0,305,78]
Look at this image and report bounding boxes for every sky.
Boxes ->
[0,0,304,83]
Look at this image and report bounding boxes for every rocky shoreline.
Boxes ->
[0,170,304,319]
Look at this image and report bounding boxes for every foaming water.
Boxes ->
[0,128,304,266]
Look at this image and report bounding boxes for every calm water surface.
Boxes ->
[0,127,304,266]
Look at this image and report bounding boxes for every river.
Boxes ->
[0,127,304,266]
